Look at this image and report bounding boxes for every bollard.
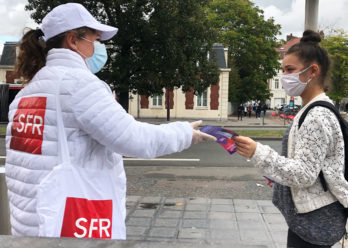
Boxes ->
[0,167,11,235]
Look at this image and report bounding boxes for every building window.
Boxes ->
[152,94,162,107]
[197,91,208,107]
[274,79,279,89]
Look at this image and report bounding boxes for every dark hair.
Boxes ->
[287,30,331,88]
[14,27,95,84]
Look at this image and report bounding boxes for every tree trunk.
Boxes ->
[166,88,170,121]
[117,90,129,113]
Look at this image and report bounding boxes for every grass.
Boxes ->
[237,129,285,138]
[0,126,6,136]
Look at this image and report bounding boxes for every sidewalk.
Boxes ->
[0,112,289,130]
[124,196,342,248]
[134,112,290,128]
[0,195,343,247]
[125,196,285,247]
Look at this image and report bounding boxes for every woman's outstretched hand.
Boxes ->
[190,120,217,145]
[234,135,257,158]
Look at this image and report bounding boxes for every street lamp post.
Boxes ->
[305,0,319,31]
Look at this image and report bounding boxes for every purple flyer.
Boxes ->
[200,125,239,154]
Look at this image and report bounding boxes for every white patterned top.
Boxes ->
[251,93,348,213]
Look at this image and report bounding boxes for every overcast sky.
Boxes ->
[1,0,348,53]
[251,0,348,38]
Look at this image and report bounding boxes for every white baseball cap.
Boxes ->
[41,3,118,41]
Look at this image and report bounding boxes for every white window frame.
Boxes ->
[151,94,164,109]
[274,79,279,89]
[195,89,209,109]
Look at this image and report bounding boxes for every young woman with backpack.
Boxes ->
[234,30,348,247]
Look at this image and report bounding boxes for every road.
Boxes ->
[0,138,282,200]
[126,139,282,167]
[124,140,281,200]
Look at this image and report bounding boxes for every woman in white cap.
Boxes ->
[6,3,215,238]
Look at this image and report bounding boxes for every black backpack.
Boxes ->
[298,101,348,217]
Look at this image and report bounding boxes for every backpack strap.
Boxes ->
[298,101,343,192]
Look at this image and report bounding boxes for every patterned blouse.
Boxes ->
[273,123,346,245]
[251,93,348,213]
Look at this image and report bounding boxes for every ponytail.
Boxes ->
[14,28,66,84]
[14,26,96,84]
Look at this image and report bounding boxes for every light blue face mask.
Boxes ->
[79,38,108,74]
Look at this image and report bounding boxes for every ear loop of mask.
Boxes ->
[299,66,313,83]
[75,36,94,58]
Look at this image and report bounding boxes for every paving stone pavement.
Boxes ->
[126,196,343,248]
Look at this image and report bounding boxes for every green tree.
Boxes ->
[206,0,281,104]
[25,0,219,120]
[321,30,348,108]
[129,0,220,120]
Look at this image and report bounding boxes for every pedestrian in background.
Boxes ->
[237,104,244,121]
[5,3,215,239]
[248,104,252,118]
[262,103,267,117]
[256,103,261,119]
[253,103,257,118]
[234,30,347,247]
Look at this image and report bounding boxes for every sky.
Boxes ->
[251,0,348,38]
[0,0,348,54]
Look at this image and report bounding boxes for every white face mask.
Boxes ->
[280,66,312,96]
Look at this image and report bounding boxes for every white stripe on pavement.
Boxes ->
[124,158,200,162]
[0,156,199,162]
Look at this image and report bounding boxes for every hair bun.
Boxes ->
[300,30,321,44]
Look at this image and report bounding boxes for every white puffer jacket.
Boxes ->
[5,48,192,236]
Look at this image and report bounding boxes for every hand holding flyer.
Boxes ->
[200,125,239,154]
[201,126,275,187]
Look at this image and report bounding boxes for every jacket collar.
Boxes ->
[46,48,90,71]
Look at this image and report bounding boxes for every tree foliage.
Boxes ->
[206,0,281,103]
[25,0,219,115]
[321,30,348,106]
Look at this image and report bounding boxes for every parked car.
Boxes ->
[278,104,301,115]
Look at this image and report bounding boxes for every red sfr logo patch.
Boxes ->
[60,197,113,239]
[10,97,47,154]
